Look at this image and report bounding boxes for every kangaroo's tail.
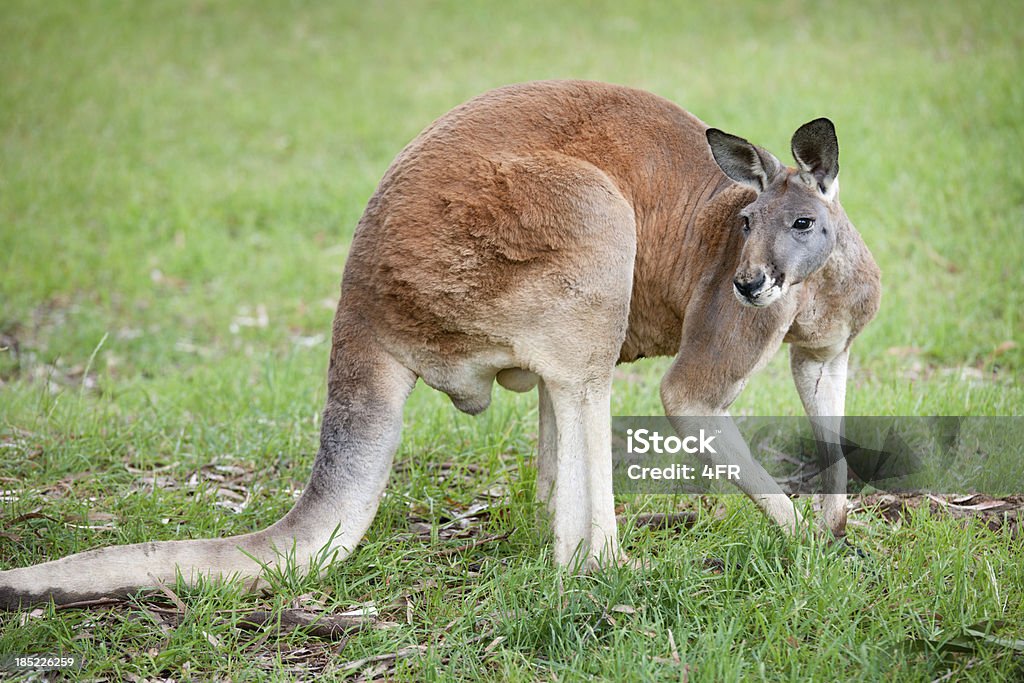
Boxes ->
[0,316,415,609]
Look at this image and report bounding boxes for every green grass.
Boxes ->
[1,0,1022,680]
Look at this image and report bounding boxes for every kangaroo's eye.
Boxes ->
[741,216,751,234]
[792,217,814,231]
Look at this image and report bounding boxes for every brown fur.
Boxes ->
[339,81,877,400]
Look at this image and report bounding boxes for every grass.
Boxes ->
[1,0,1022,680]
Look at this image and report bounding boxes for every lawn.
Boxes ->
[1,0,1022,680]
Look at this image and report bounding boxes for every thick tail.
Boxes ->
[0,321,415,609]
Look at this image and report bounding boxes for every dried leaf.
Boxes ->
[338,644,426,672]
[991,341,1017,357]
[483,636,506,654]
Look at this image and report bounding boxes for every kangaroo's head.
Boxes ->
[706,119,842,308]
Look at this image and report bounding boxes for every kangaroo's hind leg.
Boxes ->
[536,379,558,512]
[477,152,636,569]
[539,370,620,568]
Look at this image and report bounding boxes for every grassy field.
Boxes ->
[1,0,1022,680]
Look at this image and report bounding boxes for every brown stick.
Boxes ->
[619,512,699,530]
[237,608,369,640]
[433,531,510,558]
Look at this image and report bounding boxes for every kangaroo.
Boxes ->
[0,81,880,608]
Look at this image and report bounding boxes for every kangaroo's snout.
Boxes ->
[733,273,766,299]
[733,268,785,307]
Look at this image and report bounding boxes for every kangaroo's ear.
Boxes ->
[791,118,839,198]
[706,128,783,193]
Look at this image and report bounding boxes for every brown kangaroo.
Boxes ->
[0,80,880,608]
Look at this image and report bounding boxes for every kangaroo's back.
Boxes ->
[367,80,714,206]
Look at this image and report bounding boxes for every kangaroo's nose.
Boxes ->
[733,273,766,298]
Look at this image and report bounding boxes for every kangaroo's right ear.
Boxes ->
[706,128,783,193]
[791,118,839,199]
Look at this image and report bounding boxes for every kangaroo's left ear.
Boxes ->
[706,128,784,194]
[791,118,839,200]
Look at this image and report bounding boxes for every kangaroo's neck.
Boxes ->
[618,150,752,362]
[809,207,869,299]
[786,205,882,352]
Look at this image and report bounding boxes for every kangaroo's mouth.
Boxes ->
[734,276,787,308]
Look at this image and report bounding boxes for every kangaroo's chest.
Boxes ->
[783,281,853,353]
